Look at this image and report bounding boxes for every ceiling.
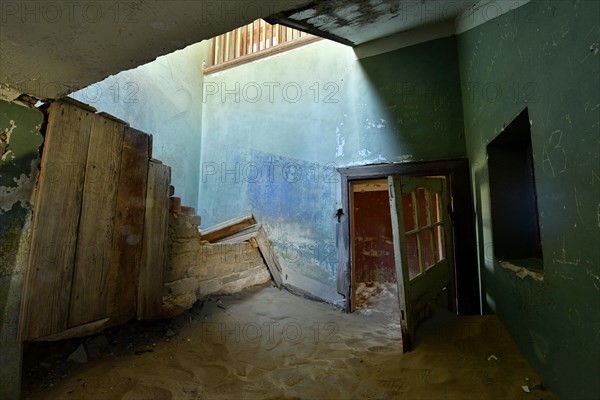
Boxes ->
[1,0,480,100]
[0,0,311,99]
[267,0,479,46]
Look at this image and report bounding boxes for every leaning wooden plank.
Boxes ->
[213,224,261,243]
[106,127,150,325]
[200,214,256,243]
[33,318,110,342]
[18,101,94,341]
[138,161,171,320]
[255,226,283,287]
[69,115,125,327]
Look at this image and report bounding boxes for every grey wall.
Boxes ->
[199,37,466,301]
[457,0,600,398]
[71,41,210,207]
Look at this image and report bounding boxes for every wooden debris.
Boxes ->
[33,318,110,342]
[255,226,283,287]
[211,222,282,288]
[213,224,261,243]
[200,214,256,243]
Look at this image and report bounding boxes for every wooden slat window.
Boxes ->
[205,19,318,74]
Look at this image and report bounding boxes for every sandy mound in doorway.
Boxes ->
[23,284,556,400]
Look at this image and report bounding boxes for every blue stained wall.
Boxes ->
[199,37,466,300]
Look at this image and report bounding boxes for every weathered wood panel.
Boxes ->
[18,101,94,341]
[336,217,350,309]
[213,223,261,243]
[69,116,124,327]
[106,128,150,325]
[255,226,283,287]
[201,214,256,243]
[388,175,412,352]
[33,318,110,342]
[138,161,171,320]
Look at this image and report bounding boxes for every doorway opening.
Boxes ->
[336,159,479,349]
[350,179,398,317]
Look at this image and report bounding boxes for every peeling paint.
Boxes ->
[0,120,17,161]
[290,9,317,20]
[358,149,372,157]
[499,261,544,281]
[0,159,39,212]
[335,133,345,158]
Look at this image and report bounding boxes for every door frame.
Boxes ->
[336,158,479,315]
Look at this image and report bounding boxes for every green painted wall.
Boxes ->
[199,37,465,300]
[0,99,44,400]
[457,0,599,398]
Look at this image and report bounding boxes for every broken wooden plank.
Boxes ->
[58,96,97,113]
[200,214,256,243]
[19,101,94,341]
[106,127,150,325]
[255,226,283,287]
[69,115,125,327]
[33,318,110,342]
[213,224,261,243]
[97,111,129,126]
[212,224,281,286]
[138,161,171,320]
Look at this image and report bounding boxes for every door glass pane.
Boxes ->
[432,192,441,223]
[435,225,446,261]
[421,229,435,269]
[402,194,415,232]
[406,233,420,279]
[417,188,428,227]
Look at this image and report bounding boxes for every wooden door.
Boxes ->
[388,175,454,351]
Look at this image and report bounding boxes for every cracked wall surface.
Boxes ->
[0,99,44,400]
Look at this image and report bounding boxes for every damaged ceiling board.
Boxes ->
[267,0,478,46]
[0,0,312,99]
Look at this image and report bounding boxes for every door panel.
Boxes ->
[389,175,454,351]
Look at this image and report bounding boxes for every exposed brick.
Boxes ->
[159,292,197,319]
[174,222,200,239]
[164,263,189,283]
[217,267,270,295]
[221,273,241,284]
[164,277,199,297]
[171,238,203,254]
[186,265,200,279]
[170,251,201,270]
[189,215,201,226]
[181,206,196,215]
[198,278,222,296]
[196,265,210,280]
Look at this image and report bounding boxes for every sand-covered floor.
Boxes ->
[23,283,556,400]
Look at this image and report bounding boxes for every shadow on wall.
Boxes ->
[356,36,467,163]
